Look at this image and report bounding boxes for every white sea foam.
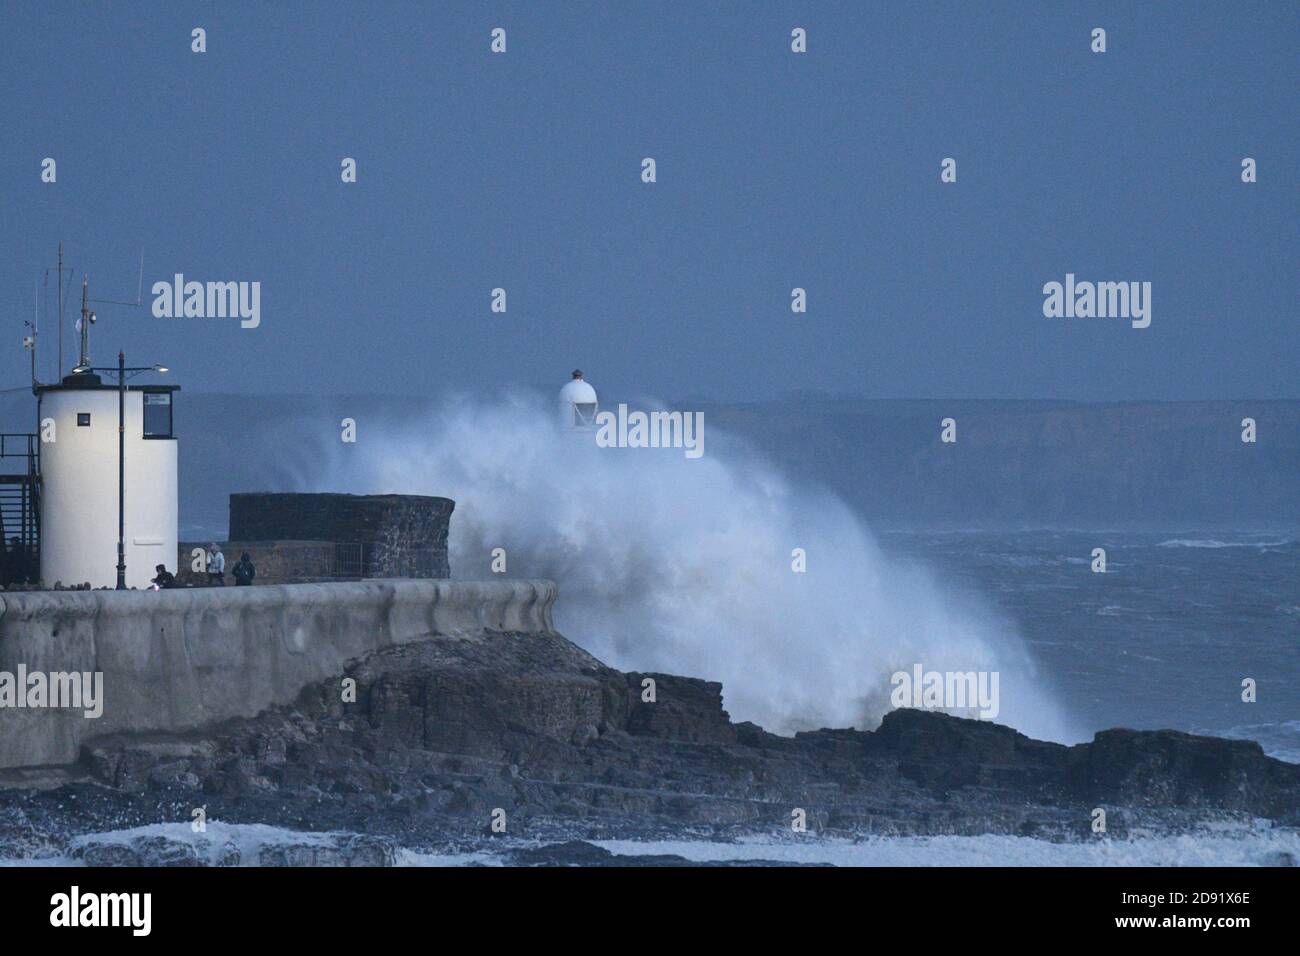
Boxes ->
[0,821,346,867]
[591,828,1300,866]
[8,822,1294,868]
[307,392,1080,742]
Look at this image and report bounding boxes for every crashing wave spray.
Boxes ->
[308,391,1079,743]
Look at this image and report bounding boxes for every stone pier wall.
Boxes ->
[0,579,555,770]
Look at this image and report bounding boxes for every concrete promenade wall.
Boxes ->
[0,579,556,770]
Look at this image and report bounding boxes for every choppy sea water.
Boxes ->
[5,820,1295,868]
[880,530,1300,763]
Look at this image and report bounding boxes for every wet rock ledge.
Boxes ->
[1,627,1296,864]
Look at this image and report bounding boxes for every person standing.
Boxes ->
[207,543,226,586]
[232,552,256,586]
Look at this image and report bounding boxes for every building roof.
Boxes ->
[35,372,180,394]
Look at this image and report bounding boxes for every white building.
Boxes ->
[558,369,598,428]
[37,370,178,589]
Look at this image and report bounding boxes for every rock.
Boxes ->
[149,762,200,790]
[258,843,345,867]
[215,842,242,867]
[1067,728,1300,818]
[341,836,396,866]
[252,836,394,867]
[624,673,737,744]
[4,628,1297,865]
[78,843,143,867]
[130,836,202,867]
[504,840,826,867]
[866,709,1066,793]
[508,840,618,866]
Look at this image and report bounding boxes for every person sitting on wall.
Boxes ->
[152,564,178,589]
[232,552,256,586]
[207,542,226,586]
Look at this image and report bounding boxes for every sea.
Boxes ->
[879,529,1299,764]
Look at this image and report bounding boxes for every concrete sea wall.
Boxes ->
[0,579,555,770]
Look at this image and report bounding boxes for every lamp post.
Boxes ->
[72,353,169,589]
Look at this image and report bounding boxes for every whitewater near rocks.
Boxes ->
[306,396,1080,744]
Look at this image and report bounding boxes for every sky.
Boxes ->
[1,1,1296,402]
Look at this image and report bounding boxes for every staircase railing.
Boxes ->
[0,433,40,585]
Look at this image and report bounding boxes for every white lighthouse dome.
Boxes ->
[559,378,597,406]
[558,370,598,427]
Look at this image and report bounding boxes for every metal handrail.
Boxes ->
[0,433,38,459]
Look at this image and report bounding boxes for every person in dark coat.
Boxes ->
[152,564,178,589]
[231,552,256,586]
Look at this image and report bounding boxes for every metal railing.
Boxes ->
[331,543,442,579]
[0,433,40,585]
[0,433,39,464]
[332,542,368,578]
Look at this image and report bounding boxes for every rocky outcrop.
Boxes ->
[1,626,1295,866]
[1066,727,1298,817]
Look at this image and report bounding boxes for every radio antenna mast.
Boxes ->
[25,277,39,390]
[76,276,96,370]
[57,242,63,377]
[43,270,48,383]
[89,248,146,307]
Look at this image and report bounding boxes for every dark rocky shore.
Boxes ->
[1,629,1296,866]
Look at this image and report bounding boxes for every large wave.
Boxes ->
[306,392,1080,743]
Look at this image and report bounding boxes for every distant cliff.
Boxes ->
[698,398,1300,529]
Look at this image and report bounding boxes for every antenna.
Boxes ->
[89,247,146,307]
[45,244,145,377]
[42,270,49,383]
[77,276,96,370]
[57,242,63,377]
[25,277,39,391]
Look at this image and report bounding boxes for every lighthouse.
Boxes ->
[35,279,178,589]
[558,369,598,428]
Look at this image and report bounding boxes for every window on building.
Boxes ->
[77,413,90,427]
[142,391,173,438]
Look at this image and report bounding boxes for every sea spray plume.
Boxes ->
[308,391,1080,743]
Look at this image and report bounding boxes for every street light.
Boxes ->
[73,352,168,589]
